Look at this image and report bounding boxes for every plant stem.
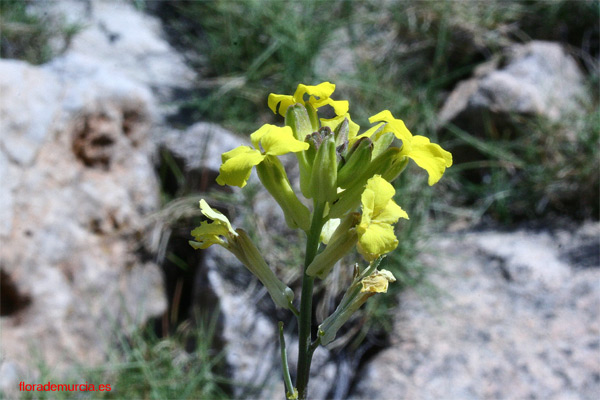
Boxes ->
[296,201,325,400]
[279,322,295,399]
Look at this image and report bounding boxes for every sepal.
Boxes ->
[337,137,373,189]
[310,133,338,204]
[256,155,310,232]
[306,213,360,279]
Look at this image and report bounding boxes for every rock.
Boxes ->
[439,41,588,129]
[0,57,165,396]
[30,0,196,103]
[0,152,18,236]
[351,224,600,400]
[0,60,63,166]
[158,122,243,174]
[314,27,357,79]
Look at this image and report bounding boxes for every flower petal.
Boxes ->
[199,199,236,234]
[296,82,349,116]
[216,146,265,187]
[294,82,336,102]
[252,124,309,156]
[402,135,453,185]
[268,93,296,116]
[191,220,229,239]
[363,175,395,216]
[369,110,412,143]
[357,222,399,259]
[312,97,349,116]
[360,186,375,227]
[190,221,228,249]
[377,201,409,224]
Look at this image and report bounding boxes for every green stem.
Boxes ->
[296,202,325,400]
[279,322,296,399]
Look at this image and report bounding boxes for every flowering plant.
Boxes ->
[190,82,451,399]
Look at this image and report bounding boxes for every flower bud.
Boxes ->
[329,147,402,218]
[333,117,349,149]
[310,133,338,204]
[285,103,313,141]
[305,102,320,131]
[372,131,395,159]
[256,155,310,232]
[306,212,360,279]
[381,154,409,183]
[304,131,322,164]
[337,137,373,189]
[285,104,314,198]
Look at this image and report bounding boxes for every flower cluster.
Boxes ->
[190,81,451,353]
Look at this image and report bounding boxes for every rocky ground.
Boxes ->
[353,225,600,400]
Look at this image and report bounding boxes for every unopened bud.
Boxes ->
[338,137,373,189]
[285,104,313,198]
[310,134,338,204]
[285,103,313,141]
[333,118,349,148]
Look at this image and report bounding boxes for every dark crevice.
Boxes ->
[1,268,31,317]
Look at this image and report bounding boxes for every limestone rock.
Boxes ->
[439,41,588,129]
[0,60,62,166]
[31,0,196,101]
[351,224,600,400]
[0,57,165,395]
[158,122,243,174]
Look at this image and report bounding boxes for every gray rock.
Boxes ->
[157,122,294,234]
[0,152,18,236]
[159,122,244,173]
[0,60,63,166]
[30,0,196,101]
[351,224,600,400]
[439,41,588,129]
[0,56,165,396]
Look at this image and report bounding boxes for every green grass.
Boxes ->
[156,0,355,132]
[18,317,231,400]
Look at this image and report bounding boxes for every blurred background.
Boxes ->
[0,0,598,399]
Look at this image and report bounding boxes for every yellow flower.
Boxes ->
[189,200,294,309]
[189,199,237,249]
[268,82,349,117]
[399,135,453,185]
[356,175,408,261]
[369,110,453,185]
[216,124,308,188]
